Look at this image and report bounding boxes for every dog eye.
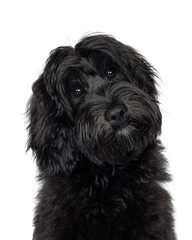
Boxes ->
[105,66,116,78]
[66,80,85,98]
[71,87,84,97]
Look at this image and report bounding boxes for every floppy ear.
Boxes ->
[121,44,159,99]
[27,47,79,175]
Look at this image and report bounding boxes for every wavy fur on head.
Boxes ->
[27,34,176,240]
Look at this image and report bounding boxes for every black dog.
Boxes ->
[27,35,176,240]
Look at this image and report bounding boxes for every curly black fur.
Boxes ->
[27,34,176,240]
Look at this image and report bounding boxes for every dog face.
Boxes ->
[27,35,161,174]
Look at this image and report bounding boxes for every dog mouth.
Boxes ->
[76,112,148,143]
[75,116,152,166]
[106,121,139,145]
[105,115,148,138]
[111,118,139,130]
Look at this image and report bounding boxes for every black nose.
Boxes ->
[105,104,127,127]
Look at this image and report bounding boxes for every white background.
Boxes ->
[0,0,191,239]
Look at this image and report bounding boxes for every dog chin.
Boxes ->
[76,123,143,166]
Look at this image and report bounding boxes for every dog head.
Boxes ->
[27,35,161,175]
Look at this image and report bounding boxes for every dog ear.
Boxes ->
[27,47,79,175]
[131,50,159,98]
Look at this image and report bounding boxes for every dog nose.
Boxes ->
[105,104,127,127]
